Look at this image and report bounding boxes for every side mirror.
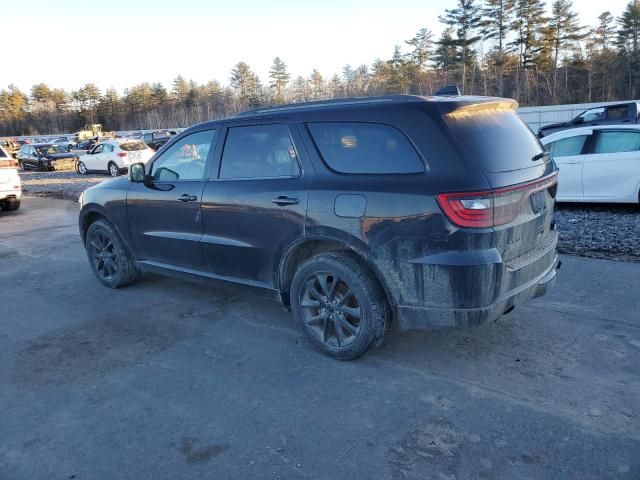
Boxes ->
[129,162,146,182]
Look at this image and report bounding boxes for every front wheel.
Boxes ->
[290,252,391,360]
[0,199,20,211]
[77,161,88,175]
[108,162,120,177]
[85,219,140,288]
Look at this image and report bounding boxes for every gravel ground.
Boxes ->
[556,203,640,262]
[18,171,640,262]
[19,170,107,201]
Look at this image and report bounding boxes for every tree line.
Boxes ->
[2,0,640,136]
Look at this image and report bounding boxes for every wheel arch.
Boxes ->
[278,235,394,311]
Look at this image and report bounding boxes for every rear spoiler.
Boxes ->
[438,98,519,118]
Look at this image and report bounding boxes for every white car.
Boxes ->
[0,145,21,211]
[541,125,640,204]
[51,136,77,150]
[77,140,154,177]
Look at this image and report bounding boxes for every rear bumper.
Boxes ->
[396,255,559,330]
[393,232,560,330]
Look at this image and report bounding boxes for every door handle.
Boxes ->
[177,194,198,202]
[563,161,580,165]
[272,196,299,206]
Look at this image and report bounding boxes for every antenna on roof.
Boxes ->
[434,85,461,96]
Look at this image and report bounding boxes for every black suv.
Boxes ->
[79,95,560,359]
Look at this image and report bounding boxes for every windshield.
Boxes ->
[37,145,66,155]
[119,142,148,151]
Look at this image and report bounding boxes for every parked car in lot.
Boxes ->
[538,102,640,138]
[77,139,154,176]
[50,136,77,151]
[541,125,640,204]
[0,145,21,211]
[17,143,78,171]
[143,130,176,151]
[79,95,560,359]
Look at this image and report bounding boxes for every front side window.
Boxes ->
[593,130,640,154]
[548,135,588,157]
[219,124,300,179]
[307,122,424,174]
[151,129,217,181]
[92,145,104,154]
[579,108,605,122]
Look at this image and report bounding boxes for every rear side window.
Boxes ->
[593,130,640,154]
[219,124,300,179]
[0,146,9,159]
[120,142,147,151]
[606,106,629,120]
[548,135,588,157]
[307,122,424,174]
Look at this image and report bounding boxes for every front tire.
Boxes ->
[0,199,20,211]
[108,162,120,177]
[85,219,140,288]
[290,252,391,360]
[77,161,88,175]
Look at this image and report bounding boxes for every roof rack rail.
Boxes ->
[238,95,420,116]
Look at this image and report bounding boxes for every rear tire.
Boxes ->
[0,199,20,211]
[290,252,391,360]
[108,162,120,177]
[85,219,140,288]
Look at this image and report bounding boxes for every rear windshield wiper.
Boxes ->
[532,150,549,162]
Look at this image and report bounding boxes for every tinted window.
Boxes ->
[548,135,588,157]
[120,142,147,151]
[307,122,423,174]
[36,145,65,155]
[579,107,605,122]
[593,130,640,154]
[444,108,545,173]
[606,106,629,120]
[0,146,9,159]
[220,124,300,179]
[152,129,217,181]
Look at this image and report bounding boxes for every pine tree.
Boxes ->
[435,28,461,74]
[549,0,585,102]
[230,62,262,106]
[481,0,515,96]
[510,0,547,103]
[310,69,325,100]
[172,76,190,102]
[405,28,434,70]
[595,11,615,50]
[269,57,290,103]
[439,0,482,93]
[617,0,640,97]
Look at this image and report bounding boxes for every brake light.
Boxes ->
[437,173,557,228]
[117,152,128,157]
[0,158,19,168]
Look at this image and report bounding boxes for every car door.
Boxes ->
[200,121,313,287]
[546,131,590,199]
[126,128,219,271]
[582,129,640,200]
[84,144,104,171]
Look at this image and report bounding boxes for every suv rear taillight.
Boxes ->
[437,173,558,228]
[0,158,19,169]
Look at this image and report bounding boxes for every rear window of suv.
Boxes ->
[307,122,425,174]
[444,106,546,173]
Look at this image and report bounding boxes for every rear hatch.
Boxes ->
[0,146,19,188]
[438,100,558,263]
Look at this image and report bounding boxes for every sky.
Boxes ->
[1,0,633,94]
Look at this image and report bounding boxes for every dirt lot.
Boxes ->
[0,196,639,479]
